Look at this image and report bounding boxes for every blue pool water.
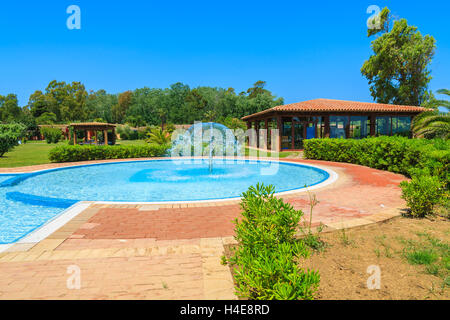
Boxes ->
[0,159,330,244]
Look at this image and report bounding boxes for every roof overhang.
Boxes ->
[69,122,116,130]
[242,99,430,121]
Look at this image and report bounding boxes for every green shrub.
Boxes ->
[227,184,320,300]
[40,127,62,144]
[304,137,449,217]
[49,144,170,163]
[117,125,139,140]
[0,123,27,157]
[146,128,171,145]
[137,126,153,140]
[400,175,443,217]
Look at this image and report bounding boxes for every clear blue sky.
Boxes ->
[0,0,448,106]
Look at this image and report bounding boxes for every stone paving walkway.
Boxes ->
[0,158,407,299]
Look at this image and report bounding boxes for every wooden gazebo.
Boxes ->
[69,122,116,145]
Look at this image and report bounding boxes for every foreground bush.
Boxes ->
[0,123,27,157]
[227,184,320,300]
[40,127,62,144]
[49,144,170,162]
[304,137,449,217]
[400,175,443,218]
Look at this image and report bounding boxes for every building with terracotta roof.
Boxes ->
[242,99,429,151]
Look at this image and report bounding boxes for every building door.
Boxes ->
[284,117,316,150]
[293,121,305,149]
[281,118,292,150]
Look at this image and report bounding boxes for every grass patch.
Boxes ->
[0,140,147,168]
[115,140,146,146]
[406,249,438,265]
[245,148,300,158]
[0,141,66,168]
[401,231,449,287]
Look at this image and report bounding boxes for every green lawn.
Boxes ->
[115,140,146,146]
[0,141,66,168]
[0,140,146,168]
[244,147,300,158]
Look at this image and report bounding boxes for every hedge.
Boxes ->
[304,137,449,217]
[304,137,449,182]
[49,144,170,163]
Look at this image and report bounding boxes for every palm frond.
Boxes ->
[412,110,450,139]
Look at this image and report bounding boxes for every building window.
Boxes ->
[392,116,412,137]
[293,122,305,149]
[314,116,325,138]
[349,116,369,139]
[376,116,391,136]
[281,117,292,149]
[330,116,349,138]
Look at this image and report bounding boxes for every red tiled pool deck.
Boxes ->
[0,158,407,300]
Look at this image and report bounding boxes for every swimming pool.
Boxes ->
[0,159,333,244]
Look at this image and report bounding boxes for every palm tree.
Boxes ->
[146,127,170,145]
[413,89,450,139]
[432,89,450,110]
[157,108,167,131]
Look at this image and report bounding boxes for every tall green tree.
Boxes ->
[28,90,50,118]
[361,7,436,106]
[42,80,88,122]
[246,80,270,99]
[85,89,118,123]
[112,90,133,123]
[18,80,283,126]
[60,82,88,121]
[0,94,22,122]
[127,87,164,125]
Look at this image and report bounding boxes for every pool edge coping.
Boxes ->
[0,202,92,253]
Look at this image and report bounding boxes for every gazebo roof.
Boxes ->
[69,122,116,130]
[38,124,68,129]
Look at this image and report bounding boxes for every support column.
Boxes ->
[345,116,350,139]
[265,118,269,150]
[291,118,295,149]
[370,115,376,136]
[73,130,77,145]
[104,130,108,145]
[324,115,330,138]
[94,131,98,144]
[276,116,282,152]
[255,121,260,148]
[246,122,251,147]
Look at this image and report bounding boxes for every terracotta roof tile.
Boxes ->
[242,99,429,120]
[70,122,116,128]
